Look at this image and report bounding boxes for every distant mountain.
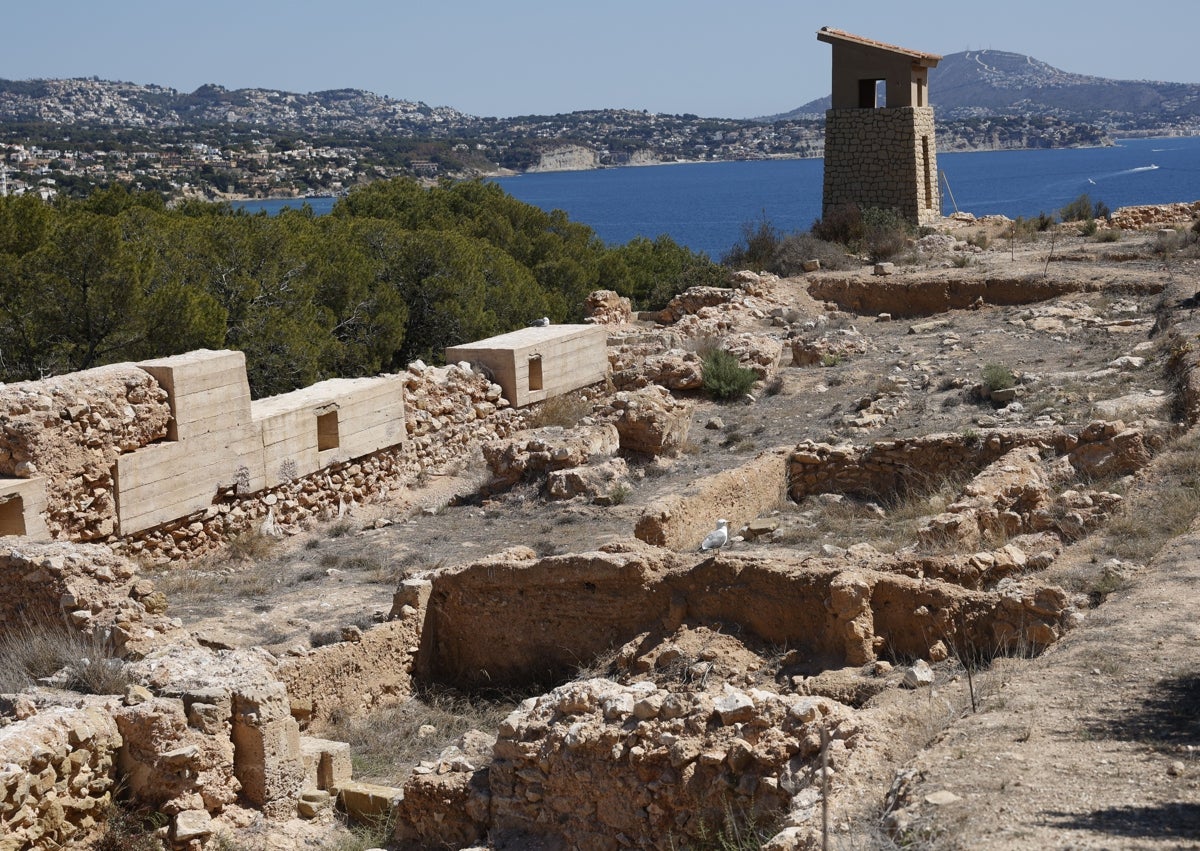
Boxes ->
[768,50,1200,133]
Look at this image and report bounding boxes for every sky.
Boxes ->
[3,0,1199,119]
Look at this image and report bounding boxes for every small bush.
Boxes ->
[225,530,278,562]
[1095,228,1123,243]
[811,203,865,246]
[861,206,914,262]
[721,214,782,271]
[1080,218,1099,237]
[966,232,990,250]
[952,254,973,268]
[1060,193,1096,223]
[702,350,758,401]
[772,232,857,273]
[981,363,1016,393]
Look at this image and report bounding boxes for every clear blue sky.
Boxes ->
[3,0,1198,119]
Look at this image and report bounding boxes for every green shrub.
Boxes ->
[702,350,758,401]
[1095,228,1122,243]
[981,363,1016,393]
[811,203,865,247]
[1080,218,1099,237]
[721,214,782,271]
[861,206,914,262]
[1059,194,1095,222]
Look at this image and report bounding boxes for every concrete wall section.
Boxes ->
[138,349,252,441]
[116,352,408,535]
[0,476,49,540]
[114,425,264,534]
[252,376,407,489]
[445,324,608,408]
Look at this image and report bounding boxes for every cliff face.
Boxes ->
[528,144,600,172]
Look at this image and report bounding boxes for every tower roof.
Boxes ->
[817,27,942,67]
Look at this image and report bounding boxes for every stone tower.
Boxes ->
[818,27,942,227]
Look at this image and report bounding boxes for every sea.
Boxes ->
[236,136,1200,260]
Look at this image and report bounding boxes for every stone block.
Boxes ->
[335,780,403,821]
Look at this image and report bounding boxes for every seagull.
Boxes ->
[700,519,730,551]
[529,317,550,327]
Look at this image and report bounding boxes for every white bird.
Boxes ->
[700,519,730,551]
[529,317,550,327]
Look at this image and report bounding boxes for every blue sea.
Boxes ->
[237,136,1200,260]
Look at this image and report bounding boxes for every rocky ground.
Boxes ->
[150,217,1200,849]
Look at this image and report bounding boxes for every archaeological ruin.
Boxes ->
[2,190,1200,851]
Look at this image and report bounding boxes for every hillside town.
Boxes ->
[0,75,1113,202]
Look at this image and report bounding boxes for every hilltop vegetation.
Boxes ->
[0,182,724,396]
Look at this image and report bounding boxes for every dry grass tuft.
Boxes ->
[318,687,517,785]
[0,619,132,695]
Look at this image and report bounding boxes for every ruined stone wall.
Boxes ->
[1109,200,1200,231]
[635,448,790,550]
[806,275,1166,319]
[0,705,121,850]
[0,357,524,560]
[415,547,1074,691]
[0,542,178,657]
[823,106,939,226]
[0,365,171,541]
[788,425,1146,504]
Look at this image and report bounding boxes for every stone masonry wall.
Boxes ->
[0,704,122,851]
[0,358,524,561]
[0,365,171,541]
[823,106,939,226]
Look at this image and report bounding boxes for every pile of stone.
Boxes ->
[0,541,180,657]
[481,423,622,496]
[0,704,122,849]
[584,289,633,325]
[394,677,857,850]
[791,327,874,366]
[1109,201,1200,230]
[593,385,693,456]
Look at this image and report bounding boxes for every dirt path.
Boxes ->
[889,520,1200,850]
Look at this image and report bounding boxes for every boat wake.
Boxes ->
[1087,164,1159,184]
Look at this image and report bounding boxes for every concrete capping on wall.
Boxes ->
[445,324,608,408]
[114,350,408,536]
[0,476,49,540]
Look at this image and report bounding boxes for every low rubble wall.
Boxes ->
[0,355,525,560]
[635,448,790,550]
[808,275,1165,319]
[416,547,1074,691]
[0,705,121,851]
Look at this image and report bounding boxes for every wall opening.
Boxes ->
[528,355,543,392]
[0,496,26,536]
[916,78,926,107]
[922,136,933,209]
[857,78,880,108]
[317,410,340,451]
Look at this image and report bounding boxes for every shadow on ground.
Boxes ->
[1042,802,1200,839]
[1083,670,1200,747]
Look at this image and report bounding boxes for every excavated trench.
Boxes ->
[808,273,1165,318]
